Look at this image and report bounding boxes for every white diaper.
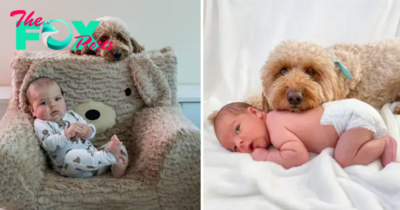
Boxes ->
[320,99,387,139]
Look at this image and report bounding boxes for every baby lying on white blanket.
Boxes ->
[213,98,397,169]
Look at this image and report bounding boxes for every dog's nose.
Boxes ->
[85,109,101,121]
[113,51,121,60]
[287,90,303,105]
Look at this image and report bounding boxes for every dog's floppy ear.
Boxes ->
[130,57,171,107]
[130,37,145,53]
[261,93,271,112]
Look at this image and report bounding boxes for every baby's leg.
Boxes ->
[61,149,112,178]
[111,144,129,178]
[334,127,386,167]
[105,135,128,178]
[105,135,123,159]
[61,147,118,178]
[380,135,397,166]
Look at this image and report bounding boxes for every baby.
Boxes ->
[27,77,128,178]
[213,99,397,169]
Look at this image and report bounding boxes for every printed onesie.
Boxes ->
[34,110,117,178]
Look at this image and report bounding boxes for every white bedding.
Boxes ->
[203,1,400,209]
[203,101,400,210]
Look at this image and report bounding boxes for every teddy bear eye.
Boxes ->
[125,88,131,96]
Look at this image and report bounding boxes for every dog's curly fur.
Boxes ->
[253,39,400,114]
[71,16,145,61]
[208,39,400,124]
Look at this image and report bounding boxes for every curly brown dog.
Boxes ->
[255,39,400,114]
[71,16,144,61]
[208,39,400,124]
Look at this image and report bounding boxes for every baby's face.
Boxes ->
[29,83,67,121]
[215,107,271,153]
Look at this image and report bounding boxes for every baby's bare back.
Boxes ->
[267,106,339,154]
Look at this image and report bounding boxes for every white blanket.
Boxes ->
[203,102,400,210]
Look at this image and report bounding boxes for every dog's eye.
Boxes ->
[117,36,123,41]
[306,68,315,75]
[125,88,132,96]
[100,37,107,42]
[280,68,288,75]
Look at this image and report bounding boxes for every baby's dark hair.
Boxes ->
[26,77,64,104]
[212,102,259,131]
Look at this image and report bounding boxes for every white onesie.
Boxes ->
[34,110,117,178]
[320,99,387,139]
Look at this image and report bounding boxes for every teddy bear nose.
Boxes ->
[85,109,101,121]
[287,90,303,105]
[114,50,121,59]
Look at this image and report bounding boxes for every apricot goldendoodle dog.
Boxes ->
[71,16,145,62]
[255,39,400,114]
[208,39,400,124]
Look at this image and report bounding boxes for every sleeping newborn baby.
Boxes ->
[213,99,397,169]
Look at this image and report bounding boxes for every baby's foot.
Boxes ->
[106,135,122,161]
[112,156,128,178]
[381,135,398,167]
[111,146,128,178]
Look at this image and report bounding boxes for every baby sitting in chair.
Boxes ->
[213,99,397,169]
[26,77,127,178]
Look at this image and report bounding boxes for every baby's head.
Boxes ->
[26,77,66,121]
[213,102,271,153]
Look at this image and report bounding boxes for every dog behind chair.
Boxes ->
[71,16,145,62]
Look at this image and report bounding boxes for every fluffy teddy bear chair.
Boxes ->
[0,46,200,210]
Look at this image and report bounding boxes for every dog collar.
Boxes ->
[334,61,353,80]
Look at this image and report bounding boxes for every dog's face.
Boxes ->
[73,17,144,62]
[93,17,144,62]
[261,40,341,112]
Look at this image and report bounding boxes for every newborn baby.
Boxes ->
[213,99,397,169]
[27,77,128,178]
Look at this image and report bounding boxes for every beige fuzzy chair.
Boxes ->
[0,47,200,210]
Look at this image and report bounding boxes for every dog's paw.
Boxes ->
[70,45,92,55]
[70,49,78,54]
[70,48,84,55]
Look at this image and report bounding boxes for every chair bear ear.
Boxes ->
[129,57,171,107]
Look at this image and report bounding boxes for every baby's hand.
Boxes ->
[76,124,93,139]
[252,148,268,161]
[65,123,84,140]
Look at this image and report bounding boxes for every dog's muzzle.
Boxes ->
[114,50,122,60]
[287,90,303,105]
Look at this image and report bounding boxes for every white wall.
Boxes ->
[0,0,200,86]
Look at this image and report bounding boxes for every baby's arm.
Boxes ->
[69,111,96,140]
[252,131,309,169]
[34,120,70,152]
